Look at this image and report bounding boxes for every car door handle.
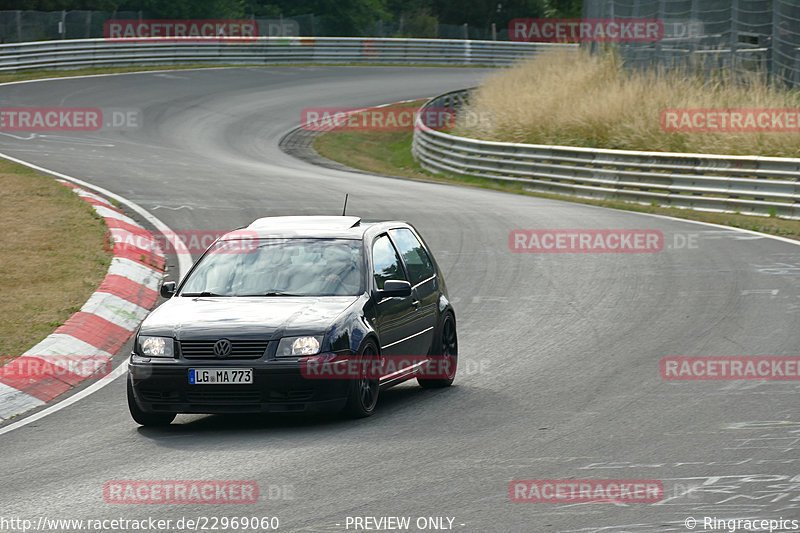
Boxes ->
[411,300,420,309]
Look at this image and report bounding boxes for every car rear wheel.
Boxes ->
[419,313,457,388]
[343,341,380,418]
[127,377,176,426]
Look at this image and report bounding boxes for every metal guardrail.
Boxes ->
[413,89,800,219]
[0,37,573,71]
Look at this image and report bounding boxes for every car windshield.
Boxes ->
[180,238,363,297]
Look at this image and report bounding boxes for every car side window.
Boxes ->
[372,235,406,290]
[389,228,435,286]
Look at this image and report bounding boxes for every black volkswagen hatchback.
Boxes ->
[127,216,457,425]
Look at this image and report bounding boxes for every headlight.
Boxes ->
[277,335,323,357]
[138,336,174,358]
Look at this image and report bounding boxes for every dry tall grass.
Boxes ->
[458,49,800,157]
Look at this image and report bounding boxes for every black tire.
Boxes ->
[127,377,176,426]
[418,313,457,388]
[343,341,380,418]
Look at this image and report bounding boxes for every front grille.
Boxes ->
[186,390,262,403]
[180,340,269,359]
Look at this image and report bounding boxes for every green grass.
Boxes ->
[0,162,111,360]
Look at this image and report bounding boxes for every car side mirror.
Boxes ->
[160,281,176,298]
[378,279,411,298]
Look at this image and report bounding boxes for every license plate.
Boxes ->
[189,368,253,385]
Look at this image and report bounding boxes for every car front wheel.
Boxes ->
[343,341,380,418]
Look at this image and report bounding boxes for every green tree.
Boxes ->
[137,0,246,18]
[244,0,389,35]
[0,0,121,9]
[0,0,246,17]
[542,0,582,18]
[431,0,545,27]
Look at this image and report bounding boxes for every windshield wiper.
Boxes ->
[236,291,304,297]
[265,291,304,296]
[181,291,229,297]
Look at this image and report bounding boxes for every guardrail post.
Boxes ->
[770,0,782,84]
[730,0,739,73]
[795,48,800,86]
[689,0,700,70]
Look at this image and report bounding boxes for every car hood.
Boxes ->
[139,296,359,339]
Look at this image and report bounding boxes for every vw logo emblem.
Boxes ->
[213,339,232,358]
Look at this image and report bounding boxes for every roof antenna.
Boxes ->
[341,194,349,216]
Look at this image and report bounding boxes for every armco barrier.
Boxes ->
[0,37,573,71]
[413,89,800,219]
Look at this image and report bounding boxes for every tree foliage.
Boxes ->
[0,0,582,32]
[542,0,583,18]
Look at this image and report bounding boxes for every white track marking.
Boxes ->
[24,334,113,360]
[0,364,128,435]
[0,384,45,421]
[79,292,152,331]
[628,210,800,247]
[92,204,139,225]
[107,257,164,289]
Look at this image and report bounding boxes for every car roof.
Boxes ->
[248,215,362,231]
[220,215,409,240]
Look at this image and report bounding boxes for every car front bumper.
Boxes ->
[128,356,351,415]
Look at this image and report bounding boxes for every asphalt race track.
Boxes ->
[1,66,799,532]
